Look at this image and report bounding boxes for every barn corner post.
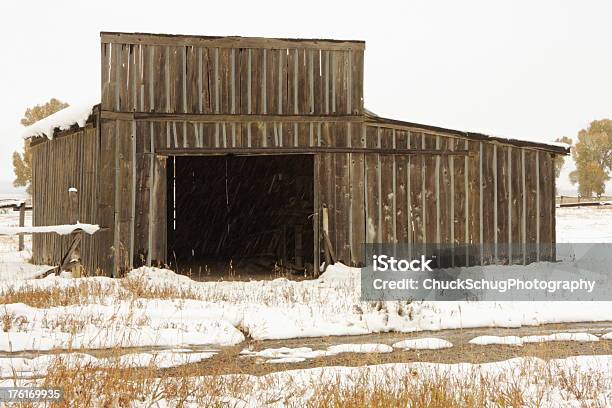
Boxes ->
[547,151,558,262]
[313,153,321,275]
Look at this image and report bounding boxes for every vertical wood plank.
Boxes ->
[334,153,350,262]
[151,154,167,264]
[538,151,553,260]
[453,139,466,262]
[101,43,111,109]
[380,128,395,243]
[352,50,364,114]
[438,137,452,249]
[423,134,437,248]
[409,133,424,250]
[481,143,494,264]
[510,147,522,263]
[349,151,365,265]
[496,145,509,264]
[313,154,320,272]
[365,152,379,243]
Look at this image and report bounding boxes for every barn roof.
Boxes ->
[100,31,365,50]
[22,102,570,154]
[365,111,570,155]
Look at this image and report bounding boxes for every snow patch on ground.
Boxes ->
[240,347,325,359]
[0,249,51,281]
[127,267,194,283]
[522,332,600,343]
[0,350,215,378]
[117,351,215,369]
[0,325,241,352]
[241,344,392,363]
[0,301,244,352]
[392,338,453,350]
[266,357,306,364]
[470,332,601,346]
[469,335,524,346]
[326,343,393,354]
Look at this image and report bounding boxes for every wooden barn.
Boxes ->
[27,32,569,277]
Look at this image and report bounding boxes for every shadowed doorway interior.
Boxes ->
[167,154,314,280]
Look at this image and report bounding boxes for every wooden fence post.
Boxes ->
[18,202,25,251]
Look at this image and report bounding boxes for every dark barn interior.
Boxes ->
[167,155,314,278]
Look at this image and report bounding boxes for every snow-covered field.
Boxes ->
[0,206,610,406]
[1,263,611,354]
[0,209,53,280]
[0,207,610,352]
[556,206,612,242]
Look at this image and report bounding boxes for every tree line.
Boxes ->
[12,99,612,198]
[554,119,612,198]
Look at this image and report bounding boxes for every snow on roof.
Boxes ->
[547,141,572,149]
[21,101,97,140]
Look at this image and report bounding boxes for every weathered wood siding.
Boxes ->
[99,33,366,275]
[114,118,557,268]
[31,124,104,274]
[314,123,557,266]
[101,33,364,116]
[314,123,558,266]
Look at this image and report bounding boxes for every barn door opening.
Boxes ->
[166,155,315,280]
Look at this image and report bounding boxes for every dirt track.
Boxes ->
[2,322,610,377]
[174,321,612,376]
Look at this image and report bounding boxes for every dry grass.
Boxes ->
[120,276,205,302]
[0,270,363,314]
[5,354,609,408]
[555,361,608,401]
[0,276,207,309]
[0,280,118,308]
[0,306,28,332]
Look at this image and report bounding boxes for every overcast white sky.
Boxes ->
[1,0,610,195]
